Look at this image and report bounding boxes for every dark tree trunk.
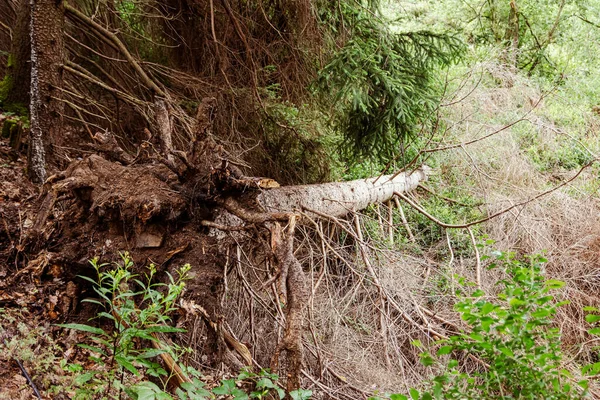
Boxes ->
[0,0,16,81]
[28,0,64,183]
[4,0,31,107]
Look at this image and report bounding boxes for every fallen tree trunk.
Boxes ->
[220,166,429,392]
[257,167,430,218]
[27,149,430,394]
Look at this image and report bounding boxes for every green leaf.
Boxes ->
[499,347,514,358]
[531,309,550,318]
[57,323,106,336]
[213,379,235,395]
[76,344,107,356]
[256,378,276,389]
[585,314,600,323]
[469,333,484,342]
[290,389,312,400]
[588,327,600,335]
[437,346,453,355]
[409,388,420,400]
[480,302,495,315]
[390,395,408,400]
[180,382,194,391]
[130,381,167,400]
[81,298,105,306]
[115,355,139,376]
[139,348,167,358]
[74,372,94,385]
[544,279,565,289]
[238,368,254,380]
[97,311,116,321]
[232,388,249,399]
[275,387,285,399]
[77,275,101,286]
[509,298,524,307]
[420,354,434,367]
[175,388,188,400]
[145,325,187,334]
[583,362,600,375]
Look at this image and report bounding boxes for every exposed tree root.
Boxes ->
[269,216,309,392]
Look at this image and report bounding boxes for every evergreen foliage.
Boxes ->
[317,2,462,163]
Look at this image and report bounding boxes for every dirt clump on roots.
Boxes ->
[0,129,245,396]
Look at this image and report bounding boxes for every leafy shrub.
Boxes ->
[371,250,587,400]
[58,253,190,398]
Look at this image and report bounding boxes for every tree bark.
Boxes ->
[257,167,429,218]
[154,97,174,160]
[4,0,31,107]
[28,0,65,183]
[505,0,519,68]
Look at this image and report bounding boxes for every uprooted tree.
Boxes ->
[0,0,460,394]
[26,133,429,392]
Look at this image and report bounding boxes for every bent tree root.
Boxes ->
[269,216,308,392]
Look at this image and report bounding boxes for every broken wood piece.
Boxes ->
[179,299,253,366]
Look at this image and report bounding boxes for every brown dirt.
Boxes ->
[0,134,234,397]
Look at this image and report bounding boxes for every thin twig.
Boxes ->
[467,227,482,289]
[394,159,595,229]
[4,339,43,399]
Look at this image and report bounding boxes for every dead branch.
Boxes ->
[394,159,595,229]
[270,216,309,392]
[64,2,165,96]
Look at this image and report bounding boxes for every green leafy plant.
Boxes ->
[581,307,600,377]
[209,368,312,400]
[371,250,586,400]
[58,253,314,399]
[58,252,190,398]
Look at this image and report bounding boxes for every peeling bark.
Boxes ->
[269,217,308,393]
[258,167,429,218]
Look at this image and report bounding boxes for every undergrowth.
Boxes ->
[372,250,596,399]
[56,253,312,400]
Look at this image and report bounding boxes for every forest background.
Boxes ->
[1,0,600,399]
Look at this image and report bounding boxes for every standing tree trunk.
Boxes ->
[4,0,31,107]
[505,0,519,69]
[28,0,64,183]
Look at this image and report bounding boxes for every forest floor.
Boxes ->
[0,132,227,399]
[0,136,55,399]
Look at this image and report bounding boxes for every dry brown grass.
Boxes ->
[210,60,600,398]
